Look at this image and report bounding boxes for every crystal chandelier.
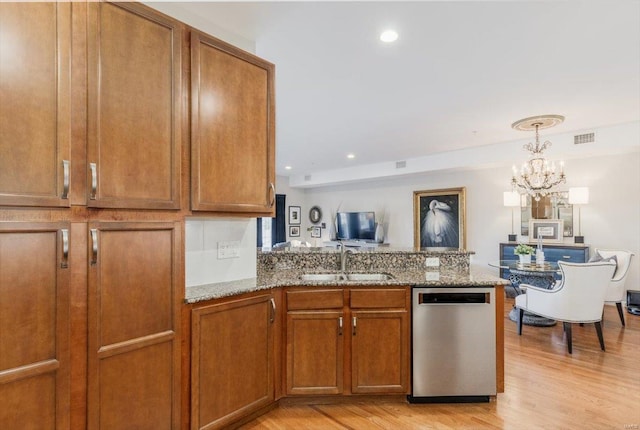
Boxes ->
[510,114,566,201]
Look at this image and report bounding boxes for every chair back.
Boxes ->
[555,261,616,321]
[595,249,635,302]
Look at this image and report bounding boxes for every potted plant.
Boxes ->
[514,243,535,265]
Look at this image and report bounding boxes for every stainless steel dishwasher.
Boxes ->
[408,287,496,403]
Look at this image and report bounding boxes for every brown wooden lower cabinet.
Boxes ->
[286,310,345,395]
[87,222,182,430]
[0,222,71,429]
[351,310,409,394]
[285,287,410,397]
[190,293,276,430]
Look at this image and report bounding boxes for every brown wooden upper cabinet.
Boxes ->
[190,31,276,215]
[87,2,182,210]
[0,3,72,208]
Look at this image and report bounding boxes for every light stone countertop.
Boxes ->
[184,264,508,304]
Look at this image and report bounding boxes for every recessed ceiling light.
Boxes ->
[285,165,292,170]
[380,30,398,43]
[347,154,355,159]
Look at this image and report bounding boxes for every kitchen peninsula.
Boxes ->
[184,247,507,430]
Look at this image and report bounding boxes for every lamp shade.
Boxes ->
[568,187,589,205]
[503,191,520,207]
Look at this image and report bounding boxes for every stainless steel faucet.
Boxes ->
[338,242,354,273]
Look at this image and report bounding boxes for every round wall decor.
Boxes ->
[309,206,322,224]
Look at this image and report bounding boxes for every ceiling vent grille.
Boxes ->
[304,175,312,181]
[574,132,595,145]
[396,161,407,169]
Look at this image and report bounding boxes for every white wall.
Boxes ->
[286,151,640,291]
[276,175,315,244]
[185,218,257,287]
[144,2,255,53]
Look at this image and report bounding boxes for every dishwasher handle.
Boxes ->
[418,292,490,305]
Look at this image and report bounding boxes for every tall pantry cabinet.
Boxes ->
[1,0,275,428]
[1,2,184,429]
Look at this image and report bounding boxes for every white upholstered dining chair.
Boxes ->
[515,261,616,354]
[592,249,635,326]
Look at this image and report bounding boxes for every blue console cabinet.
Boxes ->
[499,242,590,280]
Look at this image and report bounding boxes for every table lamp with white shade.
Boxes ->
[503,191,521,242]
[569,187,589,243]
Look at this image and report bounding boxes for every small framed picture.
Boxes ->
[289,226,300,237]
[288,206,301,225]
[529,219,564,243]
[310,226,321,238]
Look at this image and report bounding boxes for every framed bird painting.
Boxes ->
[413,187,466,250]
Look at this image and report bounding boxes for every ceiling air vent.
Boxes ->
[304,175,312,181]
[396,161,407,169]
[574,132,595,145]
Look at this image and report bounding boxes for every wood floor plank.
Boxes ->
[240,300,640,429]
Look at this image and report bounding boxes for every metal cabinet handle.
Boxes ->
[61,229,69,268]
[562,256,571,259]
[269,298,276,323]
[62,160,70,199]
[352,316,357,335]
[89,163,97,200]
[268,182,275,207]
[90,229,98,266]
[338,317,343,336]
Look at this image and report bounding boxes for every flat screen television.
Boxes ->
[336,211,376,241]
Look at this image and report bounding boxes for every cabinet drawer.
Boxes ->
[287,289,344,311]
[543,247,589,263]
[350,289,407,309]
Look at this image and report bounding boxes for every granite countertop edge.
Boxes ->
[185,265,508,304]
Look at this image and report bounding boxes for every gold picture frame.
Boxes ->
[413,187,466,249]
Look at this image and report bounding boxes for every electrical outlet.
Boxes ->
[217,240,241,259]
[425,271,440,281]
[425,257,440,267]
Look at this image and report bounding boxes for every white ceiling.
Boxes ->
[151,1,640,179]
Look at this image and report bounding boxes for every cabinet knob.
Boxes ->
[61,229,69,268]
[89,163,98,200]
[268,182,275,207]
[62,160,70,199]
[90,229,98,266]
[269,298,276,323]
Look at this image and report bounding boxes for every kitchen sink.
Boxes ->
[345,273,393,281]
[299,273,346,281]
[299,273,394,282]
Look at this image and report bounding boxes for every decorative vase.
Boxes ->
[328,219,337,241]
[375,222,384,243]
[519,254,532,265]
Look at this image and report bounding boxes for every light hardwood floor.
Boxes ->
[240,298,640,429]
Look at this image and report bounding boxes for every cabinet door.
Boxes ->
[0,223,70,429]
[87,2,181,209]
[286,311,344,395]
[191,295,275,430]
[87,222,181,429]
[351,310,409,394]
[191,31,275,214]
[0,3,71,207]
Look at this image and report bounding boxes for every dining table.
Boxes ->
[489,260,561,326]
